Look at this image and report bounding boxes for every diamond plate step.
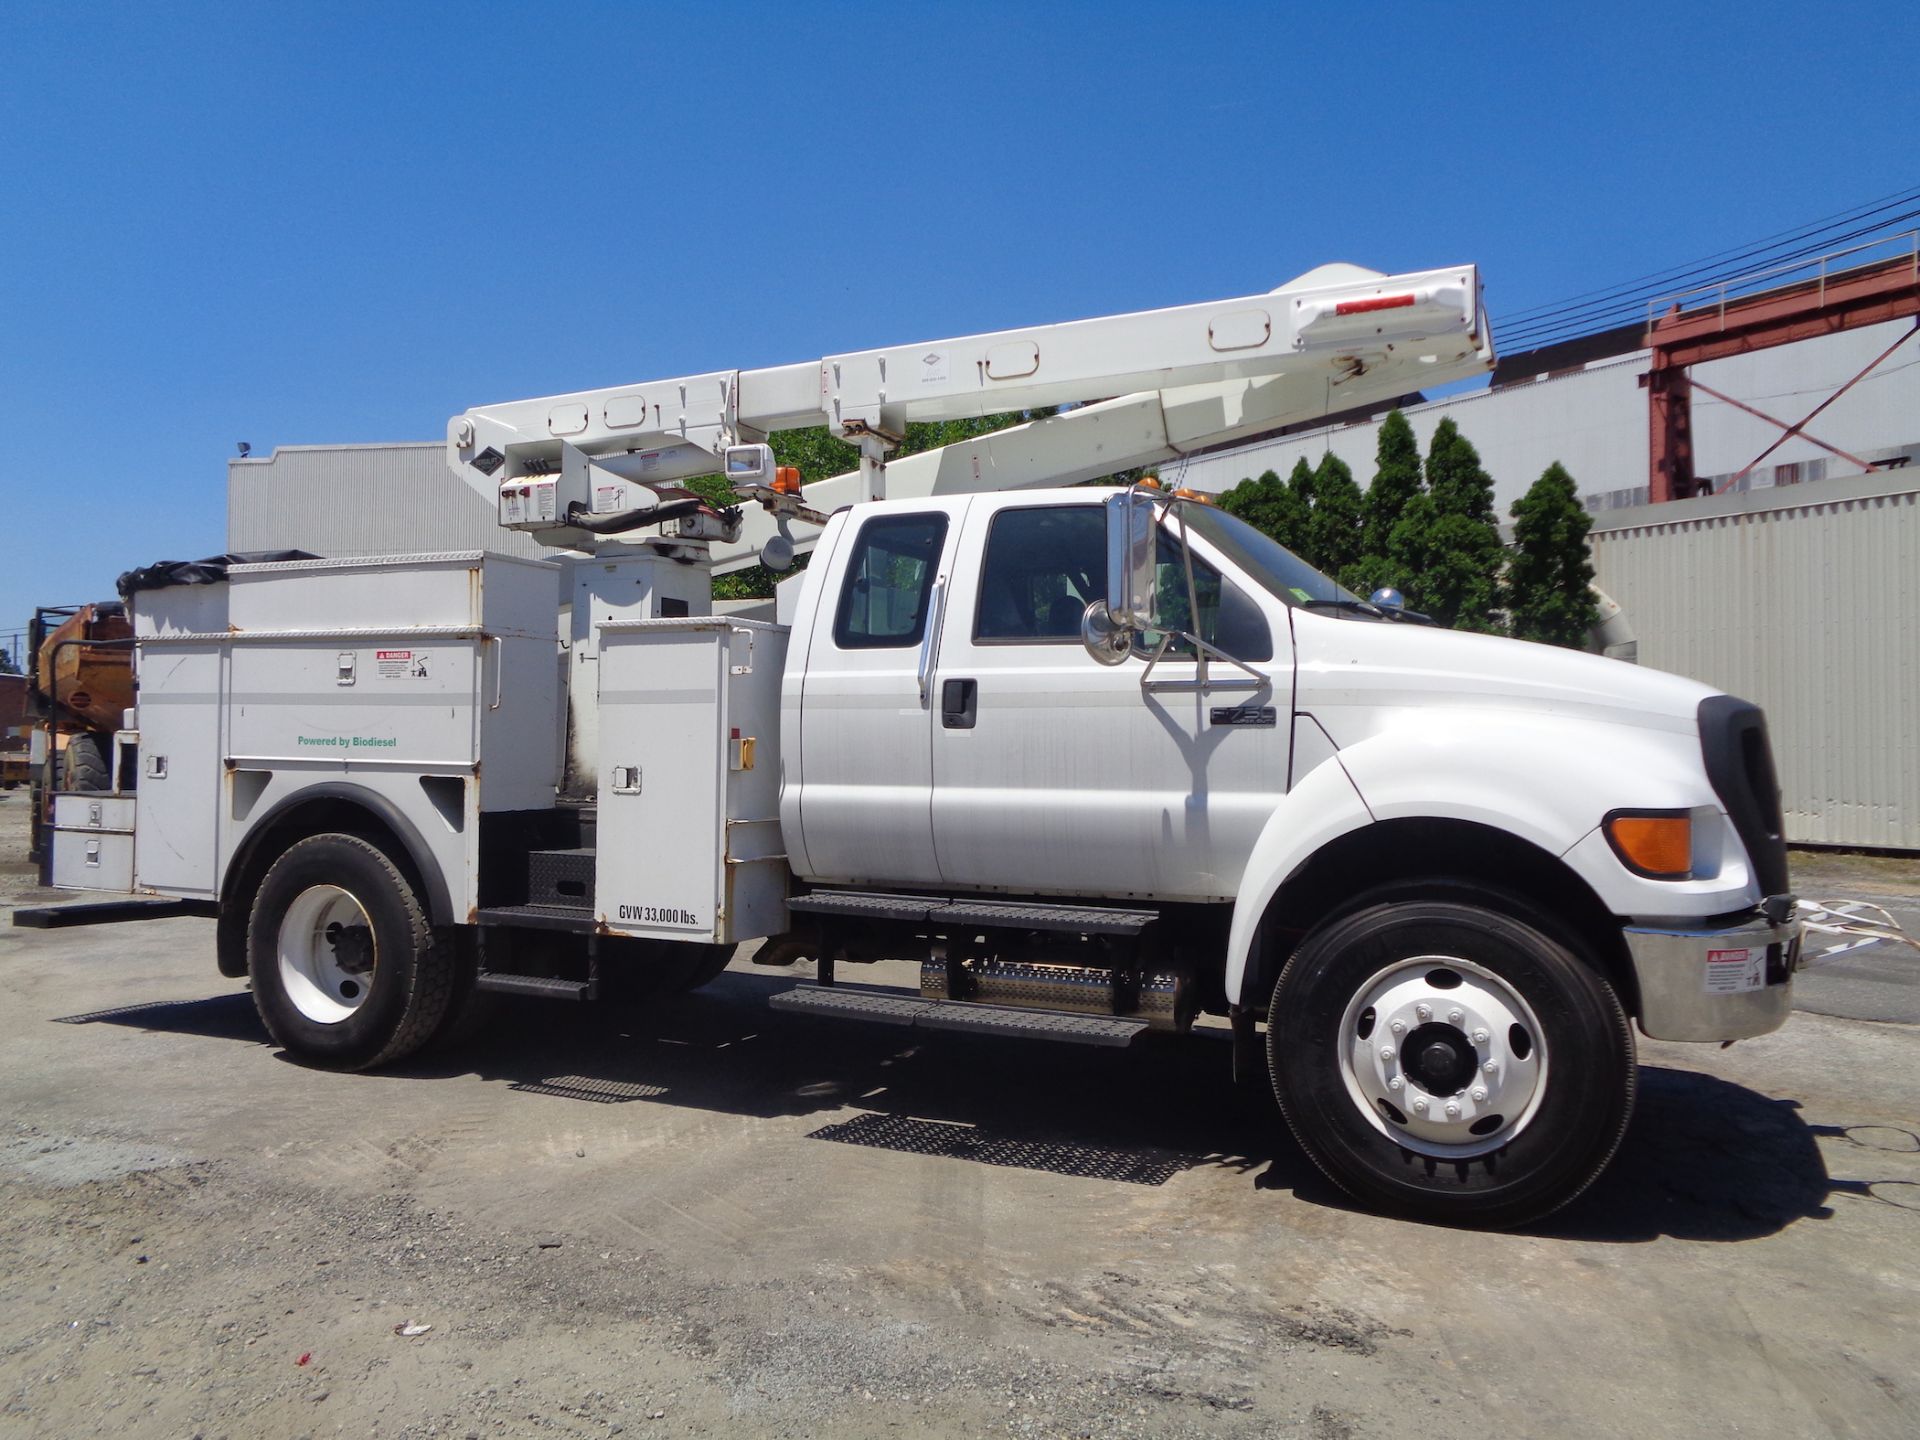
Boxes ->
[787,889,1156,936]
[474,904,595,933]
[785,891,947,922]
[474,972,593,1001]
[768,985,1147,1047]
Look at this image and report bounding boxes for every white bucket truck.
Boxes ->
[19,263,1802,1225]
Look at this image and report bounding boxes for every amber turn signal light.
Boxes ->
[771,467,803,495]
[1603,811,1693,879]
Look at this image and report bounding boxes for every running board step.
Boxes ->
[768,985,1148,1047]
[787,890,1156,936]
[474,904,595,932]
[474,972,594,1002]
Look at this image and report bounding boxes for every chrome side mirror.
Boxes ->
[1082,490,1160,664]
[1080,601,1132,665]
[1106,490,1160,631]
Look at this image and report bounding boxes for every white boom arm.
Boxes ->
[447,262,1492,551]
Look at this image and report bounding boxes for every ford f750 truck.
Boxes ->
[18,263,1802,1226]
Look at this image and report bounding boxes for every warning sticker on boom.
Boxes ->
[1704,946,1766,994]
[376,649,431,680]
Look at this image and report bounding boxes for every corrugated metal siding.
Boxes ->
[228,443,547,562]
[1592,473,1920,850]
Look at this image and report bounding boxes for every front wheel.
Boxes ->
[1268,898,1634,1228]
[247,833,455,1070]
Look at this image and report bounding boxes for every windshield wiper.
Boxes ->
[1299,598,1436,625]
[1300,598,1387,618]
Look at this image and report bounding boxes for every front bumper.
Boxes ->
[1623,902,1803,1042]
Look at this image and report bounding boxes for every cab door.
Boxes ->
[793,498,970,887]
[929,499,1292,901]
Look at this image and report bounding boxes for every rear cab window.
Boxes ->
[832,512,949,649]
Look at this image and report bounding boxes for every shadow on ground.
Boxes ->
[53,970,1836,1242]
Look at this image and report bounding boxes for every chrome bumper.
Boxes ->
[1623,904,1803,1043]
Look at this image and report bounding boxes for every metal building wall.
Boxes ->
[227,443,547,562]
[1590,472,1920,850]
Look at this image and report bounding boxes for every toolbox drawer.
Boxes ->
[51,827,135,892]
[53,793,136,832]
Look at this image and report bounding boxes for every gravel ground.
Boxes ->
[3,791,1918,1439]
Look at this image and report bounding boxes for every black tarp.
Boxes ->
[116,550,319,598]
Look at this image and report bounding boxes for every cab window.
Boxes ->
[833,512,948,649]
[975,506,1106,642]
[973,503,1272,661]
[1139,530,1274,662]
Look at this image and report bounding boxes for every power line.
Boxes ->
[1493,184,1920,327]
[1495,207,1920,348]
[1495,211,1920,351]
[1490,187,1920,352]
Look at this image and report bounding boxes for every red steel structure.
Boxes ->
[1644,245,1920,502]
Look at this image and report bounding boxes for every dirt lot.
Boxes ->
[3,793,1918,1439]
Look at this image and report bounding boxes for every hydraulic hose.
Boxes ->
[563,497,709,536]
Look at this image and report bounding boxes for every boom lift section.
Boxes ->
[449,263,1493,554]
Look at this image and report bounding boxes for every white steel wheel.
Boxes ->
[1268,896,1635,1228]
[1336,955,1547,1160]
[276,884,379,1024]
[247,832,455,1071]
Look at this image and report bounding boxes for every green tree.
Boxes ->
[1420,418,1504,631]
[1385,490,1437,610]
[1506,462,1599,648]
[1353,409,1424,594]
[1218,468,1306,553]
[0,646,19,675]
[1307,452,1363,580]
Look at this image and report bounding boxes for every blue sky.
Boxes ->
[1,0,1913,642]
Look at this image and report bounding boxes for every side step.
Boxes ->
[769,985,1148,1048]
[474,972,594,1002]
[473,904,595,933]
[788,889,1157,937]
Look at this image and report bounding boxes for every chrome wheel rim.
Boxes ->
[1336,955,1548,1159]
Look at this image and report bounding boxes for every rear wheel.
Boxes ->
[1268,898,1634,1228]
[247,833,454,1070]
[61,733,110,792]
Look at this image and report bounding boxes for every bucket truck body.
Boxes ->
[15,262,1803,1227]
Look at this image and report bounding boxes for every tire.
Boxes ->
[61,733,110,792]
[247,833,455,1070]
[1267,898,1635,1228]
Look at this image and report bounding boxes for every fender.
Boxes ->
[1333,708,1757,915]
[1224,710,1759,1005]
[1223,726,1374,1004]
[221,781,457,927]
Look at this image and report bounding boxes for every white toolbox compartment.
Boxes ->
[50,791,136,892]
[594,618,789,945]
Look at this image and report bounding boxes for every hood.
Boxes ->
[1292,610,1716,742]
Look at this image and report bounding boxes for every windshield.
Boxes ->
[1171,500,1358,607]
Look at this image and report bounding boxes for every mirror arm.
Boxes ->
[1139,631,1267,694]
